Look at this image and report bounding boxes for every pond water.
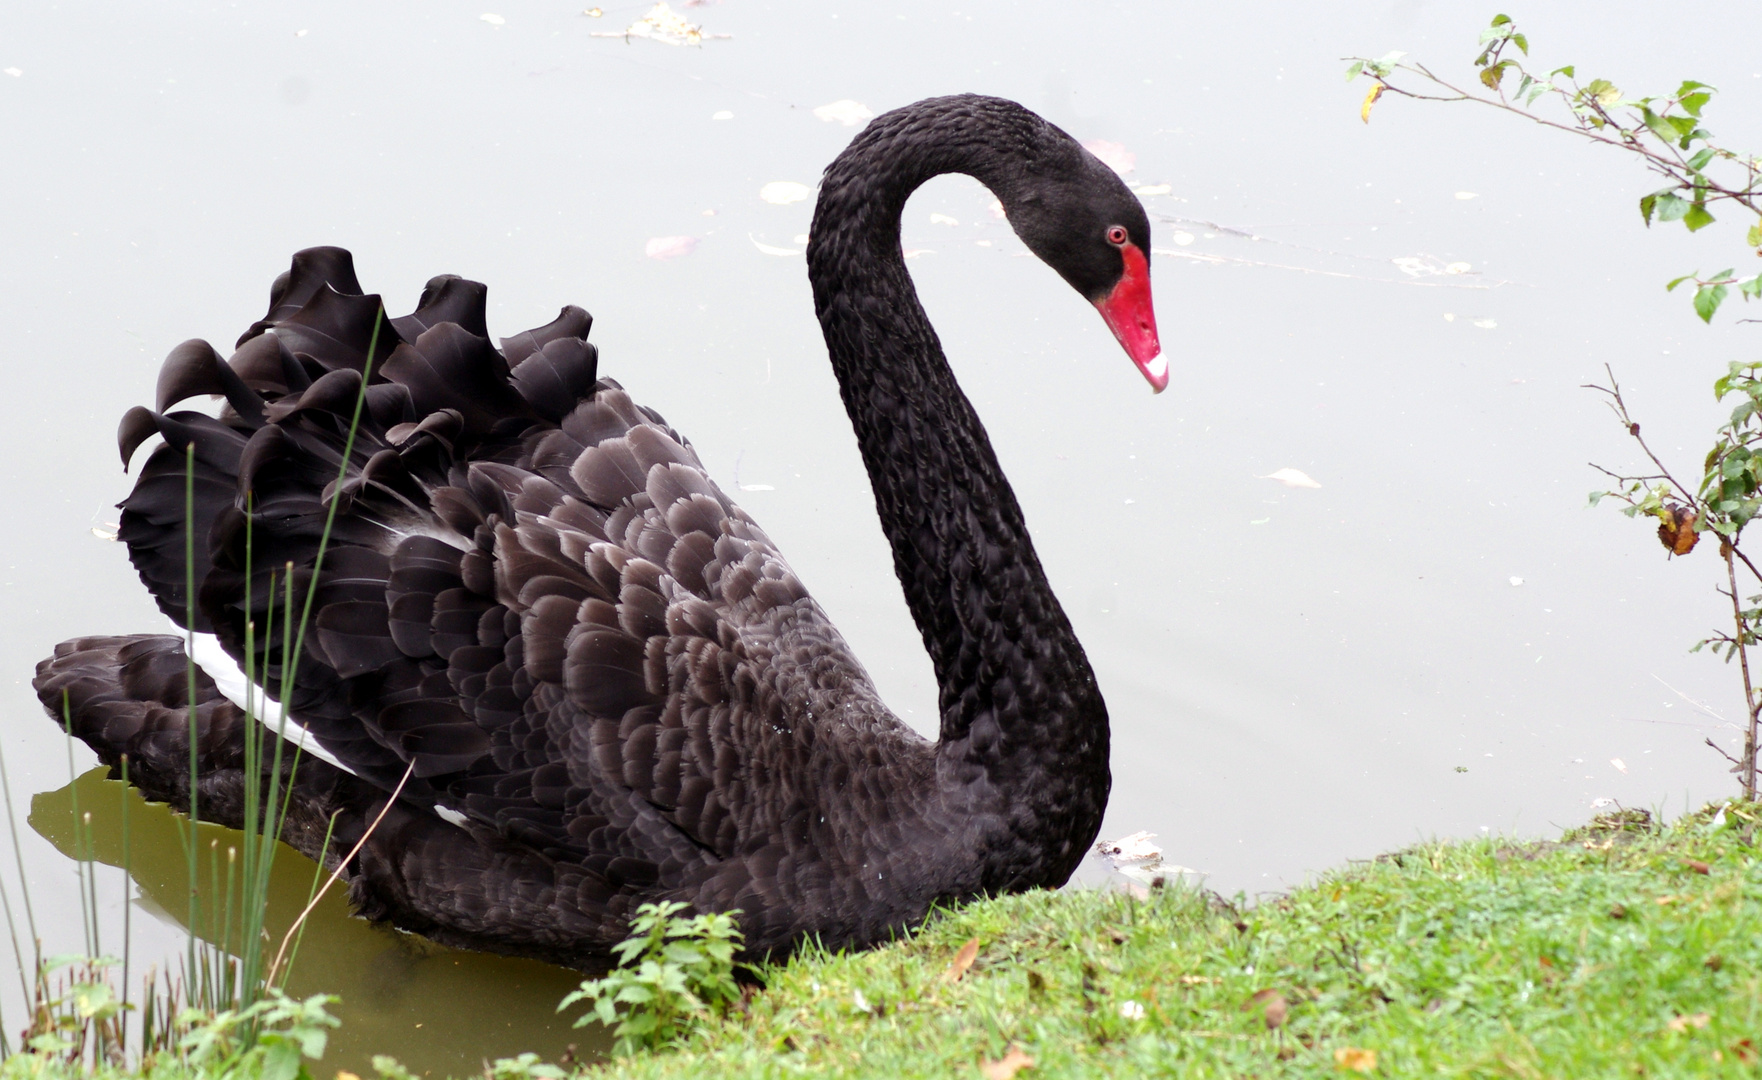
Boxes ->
[2,0,1760,1071]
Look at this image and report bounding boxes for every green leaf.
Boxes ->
[1667,272,1699,292]
[1490,13,1512,26]
[1685,202,1716,232]
[1742,276,1762,301]
[1639,107,1677,144]
[1510,32,1528,55]
[1746,221,1761,248]
[1346,60,1364,82]
[1656,193,1692,223]
[1681,91,1712,117]
[1696,281,1730,323]
[1686,147,1717,172]
[1551,64,1576,79]
[1585,78,1621,106]
[1481,61,1511,91]
[1640,192,1659,226]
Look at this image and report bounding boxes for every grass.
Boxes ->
[586,802,1762,1079]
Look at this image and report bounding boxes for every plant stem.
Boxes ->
[1724,542,1760,799]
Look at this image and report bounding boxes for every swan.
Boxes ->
[34,94,1163,966]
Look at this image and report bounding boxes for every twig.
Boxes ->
[264,762,413,986]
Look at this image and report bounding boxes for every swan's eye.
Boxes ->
[1106,226,1129,246]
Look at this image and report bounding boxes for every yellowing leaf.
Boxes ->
[1361,82,1385,124]
[1335,1046,1378,1072]
[980,1047,1035,1080]
[944,937,980,982]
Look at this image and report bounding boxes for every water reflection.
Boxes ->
[29,769,606,1076]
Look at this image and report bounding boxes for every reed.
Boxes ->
[1,308,388,1068]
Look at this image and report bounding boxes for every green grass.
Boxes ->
[11,803,1762,1078]
[589,804,1762,1079]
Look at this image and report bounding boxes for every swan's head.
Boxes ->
[1000,147,1165,393]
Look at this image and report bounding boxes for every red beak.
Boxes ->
[1093,242,1166,393]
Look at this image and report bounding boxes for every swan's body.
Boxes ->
[34,95,1161,966]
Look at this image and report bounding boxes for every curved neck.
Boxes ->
[806,97,1107,776]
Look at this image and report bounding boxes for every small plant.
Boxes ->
[559,900,745,1055]
[1347,16,1762,797]
[174,989,339,1080]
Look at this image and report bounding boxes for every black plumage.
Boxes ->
[34,95,1159,967]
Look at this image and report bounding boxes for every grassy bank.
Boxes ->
[599,804,1762,1079]
[8,804,1761,1079]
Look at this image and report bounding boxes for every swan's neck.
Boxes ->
[807,97,1109,807]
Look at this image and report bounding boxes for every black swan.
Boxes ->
[33,94,1163,967]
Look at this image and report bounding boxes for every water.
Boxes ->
[2,0,1761,1070]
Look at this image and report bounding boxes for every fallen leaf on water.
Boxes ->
[480,12,505,25]
[1591,796,1615,809]
[583,7,603,16]
[711,109,732,120]
[1243,988,1288,1029]
[749,235,800,257]
[1611,758,1628,774]
[1081,139,1135,176]
[1472,318,1498,329]
[944,938,980,982]
[929,213,959,226]
[91,522,120,541]
[1131,183,1171,196]
[1335,1046,1378,1072]
[979,1046,1034,1080]
[1667,1012,1712,1033]
[644,236,698,260]
[1170,231,1194,246]
[1096,831,1161,863]
[902,249,933,259]
[1509,576,1524,586]
[813,99,874,126]
[1260,468,1321,489]
[590,3,729,45]
[1446,262,1473,274]
[1456,191,1479,200]
[759,181,811,205]
[1360,81,1384,123]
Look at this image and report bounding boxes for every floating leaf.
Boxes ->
[759,181,811,205]
[1611,758,1628,774]
[812,99,874,126]
[749,235,800,257]
[1259,468,1321,489]
[979,1047,1035,1080]
[1170,231,1195,247]
[1082,140,1136,176]
[583,7,603,16]
[711,110,732,120]
[590,3,729,45]
[944,938,980,982]
[1472,318,1498,329]
[929,213,959,226]
[1131,183,1171,196]
[480,13,506,25]
[644,236,699,260]
[91,522,120,541]
[1509,577,1524,586]
[1335,1046,1378,1073]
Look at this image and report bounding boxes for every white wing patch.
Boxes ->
[186,628,360,777]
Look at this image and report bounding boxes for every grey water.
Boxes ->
[2,0,1760,1071]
